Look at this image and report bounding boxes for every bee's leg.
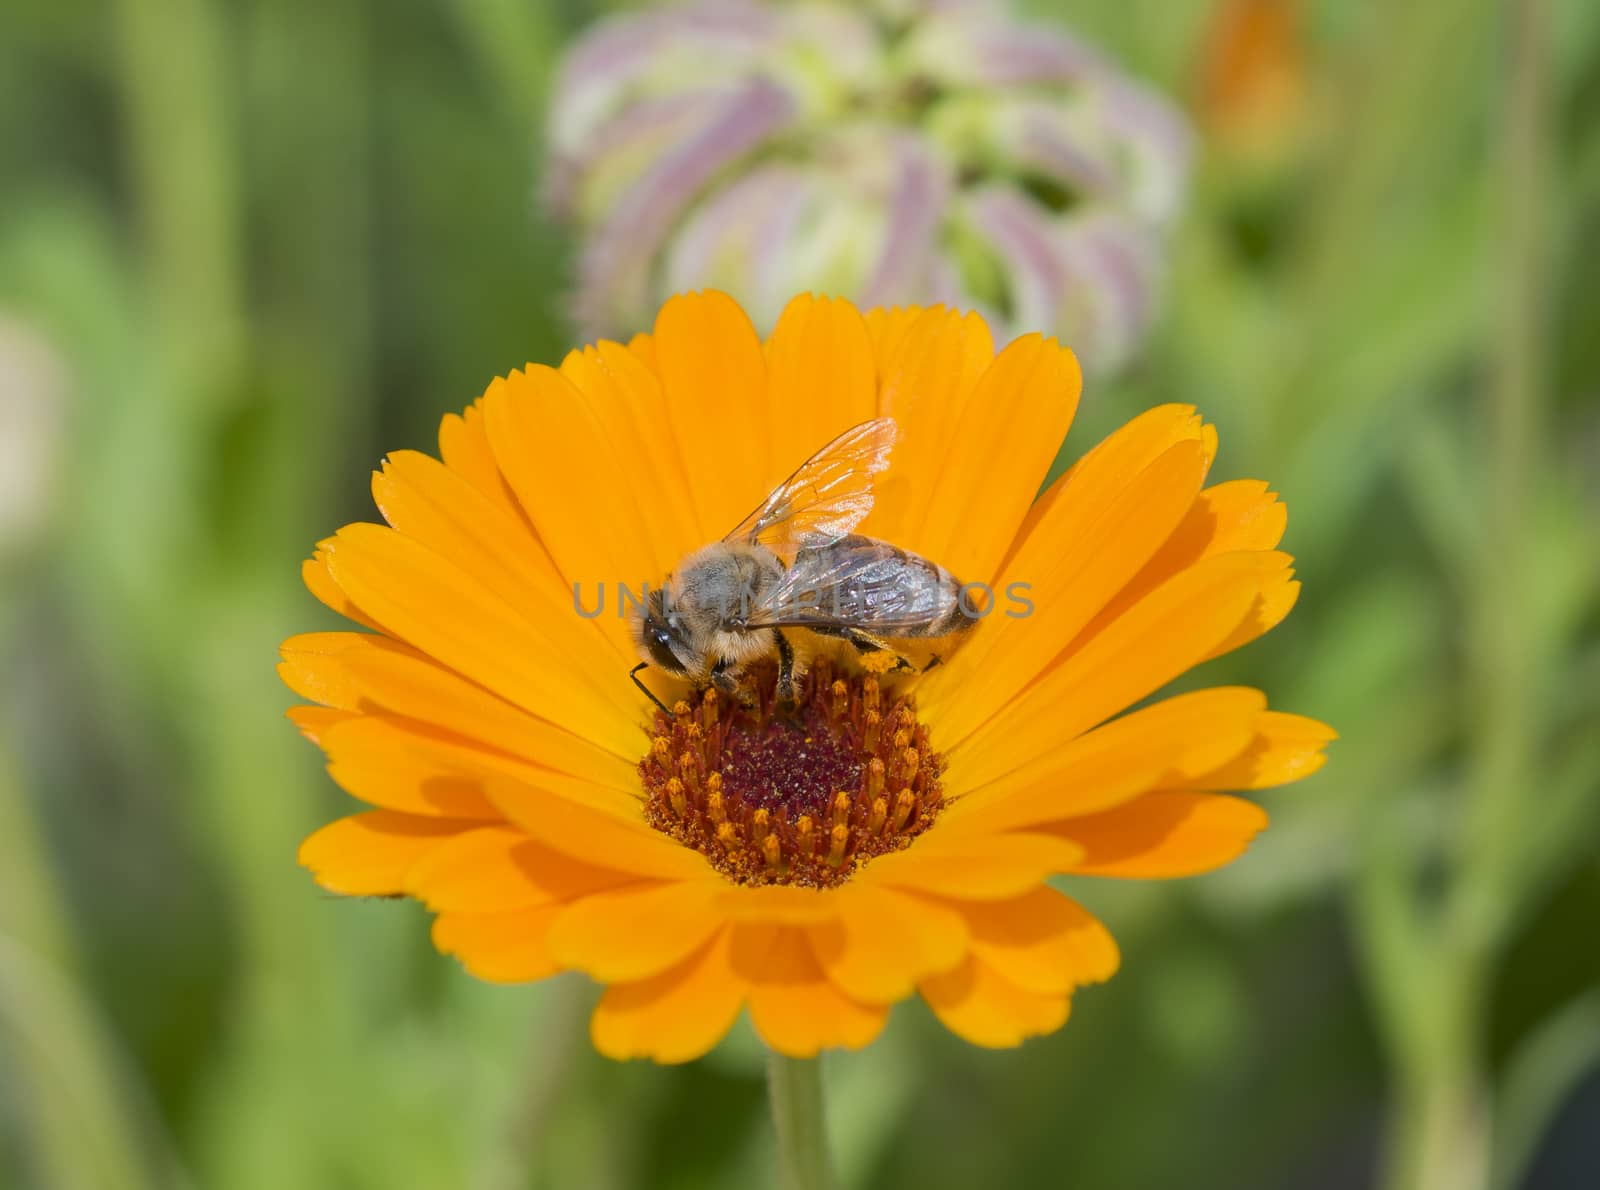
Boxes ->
[837,628,914,673]
[710,657,742,699]
[629,662,672,717]
[773,630,799,715]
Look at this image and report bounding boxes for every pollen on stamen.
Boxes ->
[639,659,946,887]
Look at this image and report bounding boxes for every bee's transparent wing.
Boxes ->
[723,417,897,561]
[745,536,962,635]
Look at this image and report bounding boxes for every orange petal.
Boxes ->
[955,551,1278,778]
[1001,405,1207,558]
[715,885,846,925]
[924,432,1211,744]
[302,547,385,632]
[404,826,544,909]
[487,778,718,882]
[319,714,503,818]
[763,294,879,465]
[591,928,747,1063]
[864,307,994,546]
[320,522,641,753]
[280,630,391,709]
[1079,478,1288,642]
[943,888,1119,996]
[324,710,642,821]
[559,341,703,573]
[431,904,565,984]
[406,826,641,912]
[280,631,639,791]
[298,810,474,896]
[809,884,968,1002]
[856,832,1083,900]
[625,330,658,374]
[736,926,889,1057]
[479,365,671,666]
[861,304,927,371]
[479,363,661,585]
[944,688,1266,830]
[286,704,354,745]
[546,881,726,982]
[654,291,771,538]
[919,954,1071,1048]
[1202,557,1300,661]
[372,448,621,689]
[1045,791,1270,878]
[1180,711,1336,790]
[895,333,1080,585]
[437,401,527,525]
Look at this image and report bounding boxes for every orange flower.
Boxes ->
[283,291,1333,1061]
[1196,0,1308,155]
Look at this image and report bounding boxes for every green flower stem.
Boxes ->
[113,0,244,411]
[0,733,164,1190]
[767,1052,834,1190]
[491,978,597,1190]
[1465,0,1548,916]
[1379,2,1551,1188]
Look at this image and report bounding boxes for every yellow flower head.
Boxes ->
[283,291,1333,1062]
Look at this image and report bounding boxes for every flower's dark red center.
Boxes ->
[640,659,944,887]
[719,719,862,818]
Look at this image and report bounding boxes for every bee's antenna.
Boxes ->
[629,662,672,717]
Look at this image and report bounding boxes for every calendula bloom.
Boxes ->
[1196,0,1311,162]
[547,0,1190,374]
[284,291,1332,1061]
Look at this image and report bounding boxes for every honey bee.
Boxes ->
[629,417,975,713]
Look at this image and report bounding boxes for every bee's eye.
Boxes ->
[646,625,682,672]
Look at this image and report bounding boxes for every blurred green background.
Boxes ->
[2,1,1597,1188]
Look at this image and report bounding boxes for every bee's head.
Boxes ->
[635,587,688,675]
